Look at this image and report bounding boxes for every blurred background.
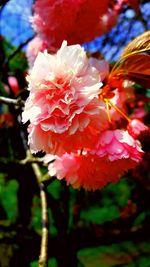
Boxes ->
[0,0,150,266]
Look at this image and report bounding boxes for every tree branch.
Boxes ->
[0,96,24,107]
[19,156,44,165]
[39,183,49,267]
[31,163,49,267]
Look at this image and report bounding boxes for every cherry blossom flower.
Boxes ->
[27,100,109,154]
[22,41,108,154]
[31,0,119,49]
[47,129,143,190]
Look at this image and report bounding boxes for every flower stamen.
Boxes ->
[106,98,131,122]
[103,98,111,123]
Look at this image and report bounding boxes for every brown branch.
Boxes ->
[0,154,52,182]
[0,96,24,107]
[39,183,49,267]
[31,163,49,267]
[0,156,45,166]
[19,157,44,165]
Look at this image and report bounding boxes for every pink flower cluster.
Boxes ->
[23,42,146,190]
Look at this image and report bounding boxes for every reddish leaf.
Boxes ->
[121,31,150,59]
[111,54,150,88]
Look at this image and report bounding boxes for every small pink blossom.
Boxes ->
[27,36,48,68]
[47,129,143,190]
[22,41,109,154]
[127,119,148,139]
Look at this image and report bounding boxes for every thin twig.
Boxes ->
[0,156,45,165]
[19,157,44,165]
[0,96,24,107]
[32,163,49,267]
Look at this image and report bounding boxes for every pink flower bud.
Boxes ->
[8,76,19,95]
[127,119,148,139]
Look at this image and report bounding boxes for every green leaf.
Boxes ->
[48,208,58,236]
[80,205,120,224]
[30,261,38,267]
[47,179,62,200]
[138,256,150,267]
[77,241,150,267]
[48,258,58,267]
[2,37,28,72]
[133,212,146,226]
[0,175,19,222]
[79,178,133,225]
[0,81,8,97]
[101,178,133,207]
[9,52,28,72]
